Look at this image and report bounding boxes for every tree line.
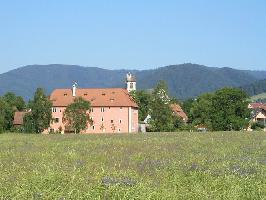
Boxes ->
[0,80,251,133]
[133,81,251,132]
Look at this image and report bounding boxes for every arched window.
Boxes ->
[130,82,134,89]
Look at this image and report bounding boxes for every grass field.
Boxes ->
[0,132,265,200]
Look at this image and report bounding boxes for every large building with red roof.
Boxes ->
[46,73,138,134]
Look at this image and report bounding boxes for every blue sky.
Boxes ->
[0,0,266,73]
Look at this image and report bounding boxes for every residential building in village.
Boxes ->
[248,102,266,127]
[46,73,138,134]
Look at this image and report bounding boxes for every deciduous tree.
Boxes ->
[189,88,249,131]
[130,90,152,121]
[63,97,92,134]
[2,92,26,130]
[211,88,249,131]
[23,88,52,133]
[149,81,175,132]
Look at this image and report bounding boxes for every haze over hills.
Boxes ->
[0,63,266,100]
[240,79,266,96]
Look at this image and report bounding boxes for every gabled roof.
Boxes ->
[50,88,138,108]
[13,111,28,125]
[249,103,266,110]
[170,103,188,122]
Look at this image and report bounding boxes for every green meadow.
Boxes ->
[0,132,265,200]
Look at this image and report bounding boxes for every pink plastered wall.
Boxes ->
[48,106,138,134]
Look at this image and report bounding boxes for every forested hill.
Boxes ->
[0,63,265,100]
[240,79,266,96]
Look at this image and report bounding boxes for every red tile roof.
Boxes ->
[50,88,138,108]
[13,111,28,125]
[249,103,266,110]
[170,103,188,122]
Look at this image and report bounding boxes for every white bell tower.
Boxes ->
[126,72,136,92]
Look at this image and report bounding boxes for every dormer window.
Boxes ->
[84,93,88,96]
[110,98,114,102]
[64,93,67,96]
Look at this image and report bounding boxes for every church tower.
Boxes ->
[126,72,136,92]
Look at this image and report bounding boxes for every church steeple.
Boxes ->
[126,72,136,92]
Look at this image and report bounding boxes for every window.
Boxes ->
[101,117,104,122]
[90,108,94,112]
[120,107,122,110]
[92,125,95,130]
[55,118,59,123]
[52,108,57,112]
[119,119,122,124]
[64,93,67,96]
[130,82,134,89]
[101,107,105,112]
[111,120,113,123]
[118,128,121,132]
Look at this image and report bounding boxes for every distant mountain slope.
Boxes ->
[136,65,259,98]
[0,63,265,100]
[250,92,266,103]
[240,79,266,96]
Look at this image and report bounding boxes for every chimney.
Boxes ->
[72,82,77,97]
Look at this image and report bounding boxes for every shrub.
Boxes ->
[251,122,265,130]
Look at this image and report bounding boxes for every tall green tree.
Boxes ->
[211,88,249,131]
[189,88,249,131]
[23,88,52,133]
[130,90,152,121]
[0,98,7,133]
[190,93,214,129]
[3,92,25,111]
[63,97,92,134]
[149,80,175,132]
[2,92,26,130]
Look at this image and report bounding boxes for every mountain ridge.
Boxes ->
[0,63,265,100]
